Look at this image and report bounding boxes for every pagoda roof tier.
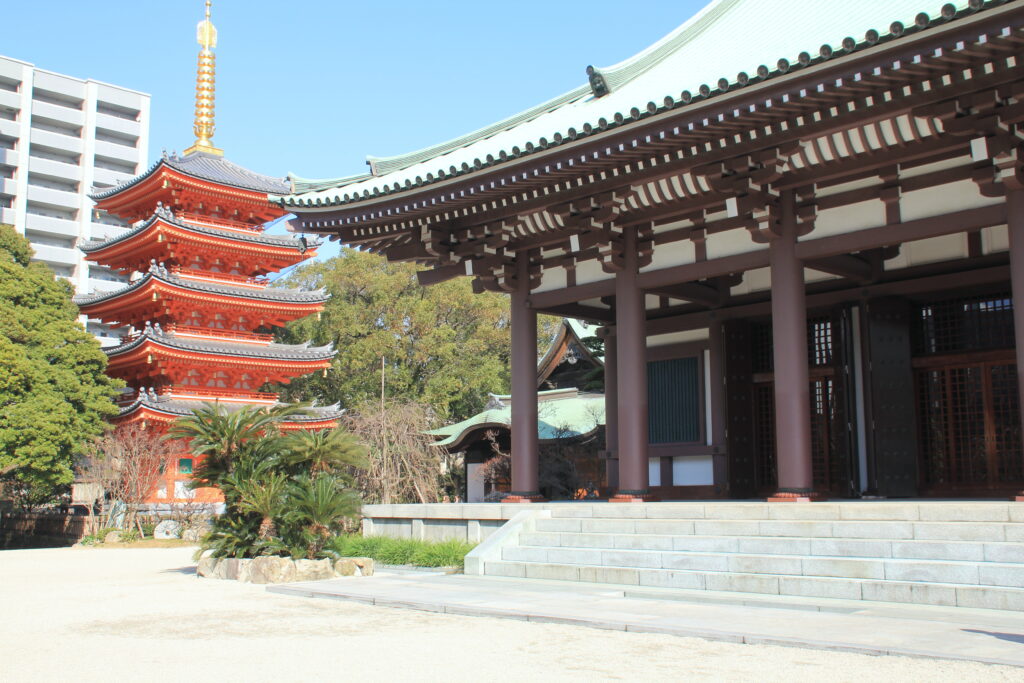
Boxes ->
[103,332,334,387]
[91,151,289,223]
[80,210,319,275]
[73,271,328,327]
[114,395,344,430]
[276,0,989,212]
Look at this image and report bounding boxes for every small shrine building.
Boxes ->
[75,2,340,504]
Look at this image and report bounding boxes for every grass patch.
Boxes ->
[329,535,476,569]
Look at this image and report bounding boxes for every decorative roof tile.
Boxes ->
[91,151,289,201]
[72,271,328,306]
[276,0,983,210]
[104,331,336,361]
[118,396,344,422]
[80,210,320,253]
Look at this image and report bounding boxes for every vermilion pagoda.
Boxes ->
[75,2,339,504]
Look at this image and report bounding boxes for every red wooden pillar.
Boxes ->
[504,254,543,502]
[611,225,656,502]
[1008,190,1024,502]
[599,326,619,492]
[768,190,825,502]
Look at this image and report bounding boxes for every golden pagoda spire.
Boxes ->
[184,0,223,156]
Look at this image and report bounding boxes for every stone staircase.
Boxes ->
[467,503,1024,611]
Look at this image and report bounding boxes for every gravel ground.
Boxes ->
[1,546,1021,682]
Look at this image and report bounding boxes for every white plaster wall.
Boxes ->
[533,265,567,293]
[648,458,661,487]
[886,233,968,270]
[730,267,771,296]
[647,328,709,347]
[575,259,611,286]
[982,224,1009,254]
[899,179,1002,223]
[706,229,761,260]
[672,455,714,486]
[641,239,695,273]
[809,199,886,239]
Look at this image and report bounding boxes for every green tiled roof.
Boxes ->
[277,0,981,210]
[427,388,605,449]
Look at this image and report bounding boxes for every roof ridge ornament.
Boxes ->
[184,1,224,157]
[586,65,609,98]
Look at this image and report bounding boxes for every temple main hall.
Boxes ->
[279,0,1024,502]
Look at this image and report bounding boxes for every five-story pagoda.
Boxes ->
[75,1,340,504]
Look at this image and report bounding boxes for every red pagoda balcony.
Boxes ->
[170,266,269,289]
[175,211,263,233]
[168,386,279,403]
[120,325,274,345]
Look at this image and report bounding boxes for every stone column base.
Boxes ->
[767,490,828,502]
[1013,493,1024,502]
[502,492,546,503]
[610,490,659,503]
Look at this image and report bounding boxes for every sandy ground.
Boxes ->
[0,546,1021,682]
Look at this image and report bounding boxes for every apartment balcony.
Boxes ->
[24,213,79,239]
[93,139,137,165]
[0,207,15,225]
[0,177,16,196]
[0,117,21,139]
[31,100,84,128]
[27,184,80,210]
[30,243,79,267]
[29,155,81,182]
[0,89,20,111]
[0,148,19,166]
[91,166,133,189]
[28,129,82,155]
[95,112,139,138]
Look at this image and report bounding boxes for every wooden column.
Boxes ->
[599,326,619,492]
[504,254,542,502]
[611,226,656,501]
[1009,190,1024,502]
[768,190,824,501]
[708,316,729,495]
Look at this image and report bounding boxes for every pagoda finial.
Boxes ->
[184,0,223,157]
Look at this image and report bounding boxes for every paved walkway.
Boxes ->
[271,571,1024,667]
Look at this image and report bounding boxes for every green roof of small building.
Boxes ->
[426,388,605,450]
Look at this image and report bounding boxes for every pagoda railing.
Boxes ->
[168,387,279,403]
[175,211,263,233]
[170,266,269,288]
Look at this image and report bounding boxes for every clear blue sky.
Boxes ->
[5,1,706,180]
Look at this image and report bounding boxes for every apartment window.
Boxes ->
[0,79,18,93]
[26,203,76,221]
[0,166,13,179]
[0,108,16,121]
[30,145,80,165]
[32,89,82,110]
[0,197,11,208]
[0,136,15,150]
[97,102,140,121]
[48,265,74,277]
[90,267,127,283]
[26,231,75,249]
[28,174,78,193]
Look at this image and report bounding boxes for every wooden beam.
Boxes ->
[804,254,874,282]
[536,303,614,323]
[649,281,724,308]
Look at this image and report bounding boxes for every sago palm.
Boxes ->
[286,474,361,559]
[234,471,289,540]
[283,428,368,481]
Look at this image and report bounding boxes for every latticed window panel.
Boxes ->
[751,317,834,374]
[752,383,776,489]
[914,293,1014,356]
[809,378,835,490]
[916,363,1021,490]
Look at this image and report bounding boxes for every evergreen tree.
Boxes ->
[273,248,560,420]
[0,225,122,507]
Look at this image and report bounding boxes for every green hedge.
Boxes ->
[330,535,476,569]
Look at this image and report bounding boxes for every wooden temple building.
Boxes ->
[280,0,1024,502]
[75,1,339,504]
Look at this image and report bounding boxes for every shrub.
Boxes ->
[329,535,476,569]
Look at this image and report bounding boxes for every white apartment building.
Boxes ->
[0,55,150,345]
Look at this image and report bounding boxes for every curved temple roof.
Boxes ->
[118,395,345,423]
[91,150,290,201]
[80,211,320,254]
[73,271,329,307]
[104,331,336,362]
[278,0,981,210]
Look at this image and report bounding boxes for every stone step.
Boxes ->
[482,560,1024,611]
[517,531,1024,562]
[546,502,1024,523]
[533,517,1024,542]
[501,545,1023,586]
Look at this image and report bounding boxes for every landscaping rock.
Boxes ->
[293,559,334,582]
[104,531,122,544]
[334,557,375,577]
[248,556,296,584]
[181,527,204,542]
[154,520,182,540]
[197,557,217,578]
